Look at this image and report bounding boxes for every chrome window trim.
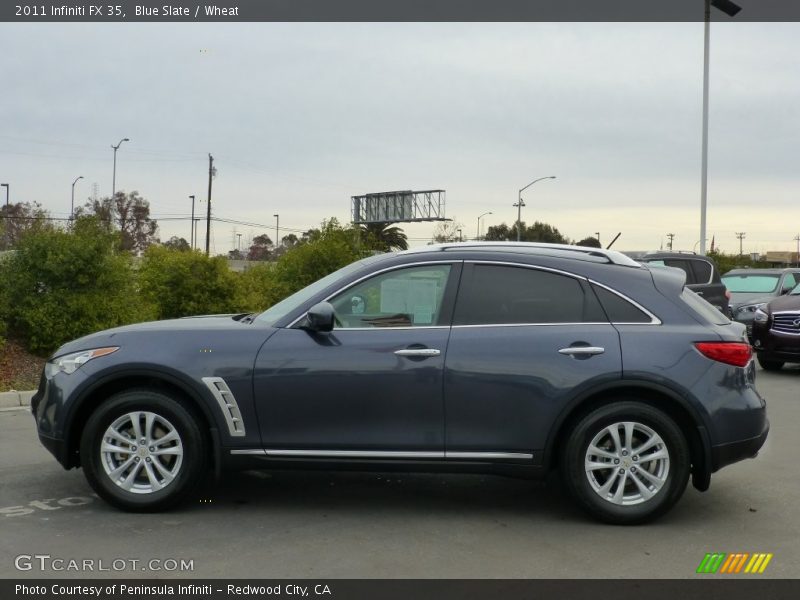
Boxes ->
[287,260,460,329]
[229,449,533,460]
[588,279,662,325]
[452,322,611,329]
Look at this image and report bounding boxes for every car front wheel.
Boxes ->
[80,389,207,511]
[757,356,784,371]
[561,401,690,524]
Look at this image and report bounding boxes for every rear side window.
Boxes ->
[681,289,731,325]
[591,284,654,324]
[690,260,712,284]
[453,265,601,325]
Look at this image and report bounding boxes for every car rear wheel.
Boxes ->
[561,401,690,524]
[80,389,207,511]
[757,356,784,371]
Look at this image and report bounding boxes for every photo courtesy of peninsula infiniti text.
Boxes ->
[31,242,768,524]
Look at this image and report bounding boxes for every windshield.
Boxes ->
[721,274,779,294]
[254,255,386,326]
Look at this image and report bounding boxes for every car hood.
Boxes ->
[728,292,776,309]
[766,294,800,313]
[51,315,260,358]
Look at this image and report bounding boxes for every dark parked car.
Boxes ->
[750,282,800,370]
[722,268,800,337]
[639,252,730,314]
[32,242,768,524]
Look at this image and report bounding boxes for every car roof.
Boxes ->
[724,268,800,275]
[400,242,642,267]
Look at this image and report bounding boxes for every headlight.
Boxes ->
[753,307,769,323]
[738,303,767,314]
[45,347,119,379]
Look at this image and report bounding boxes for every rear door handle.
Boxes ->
[395,348,441,357]
[558,346,605,356]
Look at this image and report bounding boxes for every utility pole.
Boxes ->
[735,232,746,256]
[793,234,799,267]
[667,233,675,251]
[205,154,214,256]
[1,183,8,249]
[273,214,279,249]
[595,231,601,246]
[237,233,242,253]
[189,195,196,249]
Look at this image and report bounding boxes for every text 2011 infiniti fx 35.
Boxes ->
[31,243,768,524]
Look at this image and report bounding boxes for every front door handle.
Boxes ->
[394,348,441,357]
[558,346,605,356]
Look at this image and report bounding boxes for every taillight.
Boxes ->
[694,342,752,367]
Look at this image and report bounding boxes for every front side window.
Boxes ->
[454,264,601,325]
[329,264,452,328]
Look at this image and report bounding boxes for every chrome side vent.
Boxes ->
[202,377,245,437]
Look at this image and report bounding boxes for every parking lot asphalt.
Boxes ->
[1,366,798,580]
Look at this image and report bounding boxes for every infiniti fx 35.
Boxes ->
[32,243,768,524]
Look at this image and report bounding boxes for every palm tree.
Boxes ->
[360,222,408,252]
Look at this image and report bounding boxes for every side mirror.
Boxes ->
[303,302,335,333]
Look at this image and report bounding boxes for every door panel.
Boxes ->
[444,324,622,453]
[254,328,450,450]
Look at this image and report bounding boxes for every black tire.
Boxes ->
[560,401,690,525]
[80,389,207,512]
[757,356,784,371]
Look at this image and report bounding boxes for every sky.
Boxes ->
[1,22,799,255]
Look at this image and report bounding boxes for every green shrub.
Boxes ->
[3,217,154,355]
[139,246,244,319]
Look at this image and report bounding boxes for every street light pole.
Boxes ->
[477,211,492,240]
[514,176,556,242]
[699,0,741,256]
[189,195,196,249]
[71,176,84,221]
[111,137,130,198]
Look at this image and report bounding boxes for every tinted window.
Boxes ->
[330,264,452,328]
[681,289,731,326]
[454,265,596,325]
[591,284,653,324]
[690,260,712,283]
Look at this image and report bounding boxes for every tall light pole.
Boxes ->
[699,0,741,256]
[1,183,8,248]
[70,176,83,221]
[273,214,279,248]
[514,176,556,242]
[189,195,196,249]
[111,137,130,198]
[237,233,242,253]
[477,211,492,240]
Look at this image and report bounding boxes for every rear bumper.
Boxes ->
[710,419,769,472]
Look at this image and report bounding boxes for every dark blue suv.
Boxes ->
[32,243,768,524]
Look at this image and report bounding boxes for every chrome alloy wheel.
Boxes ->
[584,421,670,506]
[99,411,184,494]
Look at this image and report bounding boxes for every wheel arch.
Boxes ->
[63,369,221,471]
[544,381,712,491]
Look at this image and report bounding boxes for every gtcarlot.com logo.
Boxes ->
[696,552,773,574]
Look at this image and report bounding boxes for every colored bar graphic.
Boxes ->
[699,553,773,574]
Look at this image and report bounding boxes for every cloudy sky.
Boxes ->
[2,22,799,254]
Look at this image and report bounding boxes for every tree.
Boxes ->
[138,246,243,320]
[76,191,159,253]
[576,236,601,248]
[431,221,464,243]
[1,216,154,354]
[485,221,568,244]
[163,236,191,251]
[360,222,408,251]
[246,234,273,261]
[0,201,53,250]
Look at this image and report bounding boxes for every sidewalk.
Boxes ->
[0,390,34,408]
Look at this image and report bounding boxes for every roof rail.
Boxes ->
[402,242,641,267]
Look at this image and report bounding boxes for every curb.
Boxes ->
[0,390,34,408]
